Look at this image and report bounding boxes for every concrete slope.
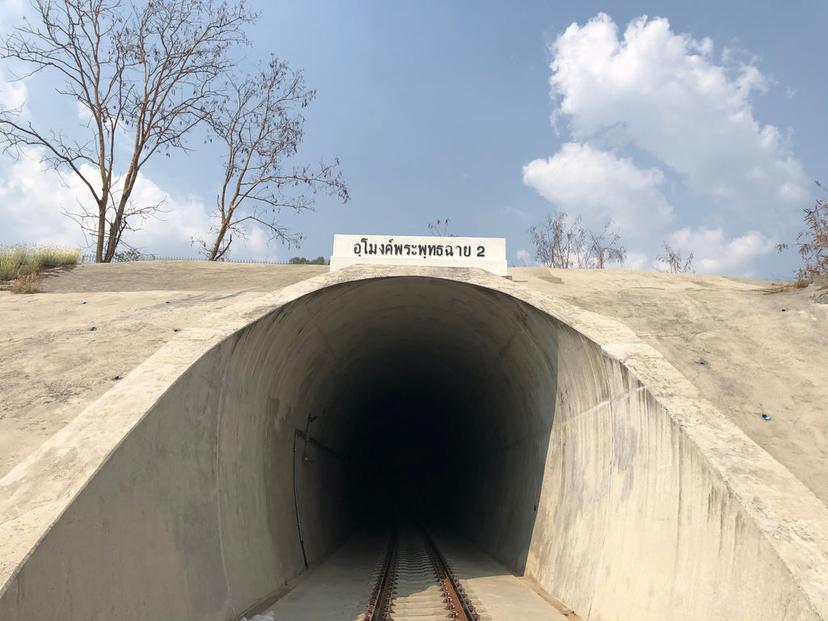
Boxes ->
[0,266,826,620]
[514,267,828,503]
[3,262,825,499]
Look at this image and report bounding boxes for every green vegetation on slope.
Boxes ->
[288,256,328,265]
[0,245,80,281]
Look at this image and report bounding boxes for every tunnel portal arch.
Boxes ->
[0,266,825,621]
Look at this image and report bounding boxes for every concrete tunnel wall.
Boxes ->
[0,267,826,621]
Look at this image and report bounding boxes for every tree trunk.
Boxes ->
[95,195,107,263]
[103,159,140,262]
[208,221,230,261]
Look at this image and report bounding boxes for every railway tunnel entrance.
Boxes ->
[1,268,822,621]
[286,276,558,574]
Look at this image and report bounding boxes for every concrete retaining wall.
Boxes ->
[0,266,825,620]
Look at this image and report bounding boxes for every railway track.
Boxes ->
[362,526,481,621]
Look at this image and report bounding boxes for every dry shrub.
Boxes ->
[778,182,827,281]
[0,246,28,281]
[529,211,626,269]
[30,246,81,270]
[11,271,42,294]
[657,242,694,273]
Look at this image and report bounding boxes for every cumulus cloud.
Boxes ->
[522,142,672,239]
[0,150,84,247]
[0,148,256,259]
[515,248,532,265]
[624,251,649,271]
[0,66,27,113]
[550,13,808,222]
[0,0,25,17]
[115,173,215,257]
[523,13,810,276]
[662,226,775,275]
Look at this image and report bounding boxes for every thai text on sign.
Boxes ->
[330,234,507,276]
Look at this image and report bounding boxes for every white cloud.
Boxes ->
[0,0,25,25]
[0,148,282,259]
[515,248,532,265]
[550,13,809,224]
[624,251,649,271]
[0,66,27,113]
[116,172,214,257]
[0,150,86,247]
[662,226,775,275]
[76,100,93,122]
[0,0,26,17]
[522,142,672,239]
[523,13,811,276]
[0,146,287,259]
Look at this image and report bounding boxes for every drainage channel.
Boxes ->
[363,525,482,621]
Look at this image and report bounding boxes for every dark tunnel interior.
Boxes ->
[282,276,561,573]
[344,358,469,524]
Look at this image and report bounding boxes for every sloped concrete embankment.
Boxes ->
[0,267,825,620]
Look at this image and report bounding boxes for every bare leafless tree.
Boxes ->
[530,212,582,269]
[427,218,452,237]
[194,56,347,261]
[0,0,253,262]
[657,242,694,273]
[529,211,625,269]
[588,221,626,269]
[777,180,827,281]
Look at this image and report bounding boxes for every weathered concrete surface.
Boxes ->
[433,534,572,620]
[0,265,826,620]
[3,262,826,499]
[0,262,327,478]
[256,531,569,621]
[514,268,828,503]
[3,262,826,503]
[37,259,327,292]
[256,531,385,621]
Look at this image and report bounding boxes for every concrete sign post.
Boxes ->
[330,234,508,276]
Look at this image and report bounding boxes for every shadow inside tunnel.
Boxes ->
[288,277,560,580]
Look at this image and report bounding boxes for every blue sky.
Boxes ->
[1,0,826,278]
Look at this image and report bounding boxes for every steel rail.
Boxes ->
[423,530,478,621]
[362,526,479,621]
[364,530,397,621]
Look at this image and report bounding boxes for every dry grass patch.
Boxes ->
[0,245,80,281]
[0,246,28,281]
[762,280,811,294]
[11,271,42,294]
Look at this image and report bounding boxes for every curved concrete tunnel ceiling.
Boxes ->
[0,267,826,621]
[268,277,562,572]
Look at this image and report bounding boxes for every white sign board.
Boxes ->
[330,234,508,276]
